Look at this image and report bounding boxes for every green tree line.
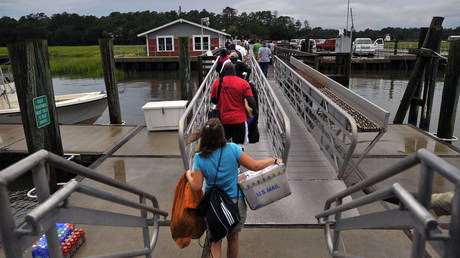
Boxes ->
[1,7,459,46]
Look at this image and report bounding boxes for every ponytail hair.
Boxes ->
[186,118,227,158]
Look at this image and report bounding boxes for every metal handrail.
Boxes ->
[247,55,291,163]
[274,56,358,177]
[178,57,219,170]
[315,149,460,258]
[0,150,168,258]
[178,55,291,169]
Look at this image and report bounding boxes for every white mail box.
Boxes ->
[142,100,188,131]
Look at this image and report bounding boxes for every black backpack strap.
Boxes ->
[212,148,223,186]
[215,76,223,104]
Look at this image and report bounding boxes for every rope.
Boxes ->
[420,47,448,61]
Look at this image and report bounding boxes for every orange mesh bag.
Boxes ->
[170,171,205,248]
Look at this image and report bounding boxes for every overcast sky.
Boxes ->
[0,0,459,30]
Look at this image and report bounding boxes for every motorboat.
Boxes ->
[0,57,108,124]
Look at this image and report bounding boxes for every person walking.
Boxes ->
[186,118,282,258]
[258,42,272,78]
[252,40,262,57]
[216,48,229,76]
[211,62,257,149]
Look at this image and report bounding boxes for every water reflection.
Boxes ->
[349,69,460,149]
[114,159,126,183]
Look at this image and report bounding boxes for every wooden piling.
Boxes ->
[179,37,191,101]
[393,16,444,124]
[437,36,460,139]
[408,27,428,125]
[8,39,64,192]
[419,30,442,130]
[99,38,122,124]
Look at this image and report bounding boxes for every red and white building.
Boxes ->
[137,19,230,57]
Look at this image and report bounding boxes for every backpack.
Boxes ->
[196,148,240,242]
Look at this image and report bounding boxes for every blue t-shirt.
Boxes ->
[193,143,243,198]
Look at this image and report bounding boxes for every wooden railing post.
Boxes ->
[179,37,191,101]
[437,36,460,139]
[99,37,122,124]
[8,39,64,192]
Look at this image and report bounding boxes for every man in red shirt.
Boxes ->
[211,62,257,147]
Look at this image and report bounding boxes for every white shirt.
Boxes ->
[235,45,247,58]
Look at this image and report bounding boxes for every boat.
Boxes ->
[0,57,108,125]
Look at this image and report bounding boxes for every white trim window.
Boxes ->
[193,35,210,51]
[156,36,174,52]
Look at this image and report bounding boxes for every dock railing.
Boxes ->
[0,150,168,258]
[178,55,291,170]
[316,149,460,258]
[247,55,291,163]
[274,56,358,178]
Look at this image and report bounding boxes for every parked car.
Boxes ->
[290,39,301,50]
[353,38,376,56]
[316,38,336,51]
[374,38,384,50]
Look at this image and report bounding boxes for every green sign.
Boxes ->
[33,95,50,128]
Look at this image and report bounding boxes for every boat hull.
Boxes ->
[0,94,108,125]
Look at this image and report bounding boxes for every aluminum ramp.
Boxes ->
[244,65,358,225]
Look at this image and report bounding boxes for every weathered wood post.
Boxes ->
[393,16,444,124]
[179,37,191,101]
[99,37,122,124]
[408,27,429,125]
[419,25,443,130]
[437,36,460,140]
[394,40,398,55]
[8,39,64,193]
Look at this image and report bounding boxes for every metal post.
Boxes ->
[140,196,151,258]
[446,186,460,258]
[32,161,62,258]
[0,179,22,257]
[411,161,433,257]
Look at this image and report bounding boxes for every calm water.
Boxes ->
[52,69,460,148]
[53,71,200,125]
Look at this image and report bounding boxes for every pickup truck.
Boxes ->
[316,38,336,51]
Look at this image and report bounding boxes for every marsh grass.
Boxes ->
[0,45,124,78]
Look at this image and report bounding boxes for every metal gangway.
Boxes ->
[178,56,291,171]
[0,150,168,258]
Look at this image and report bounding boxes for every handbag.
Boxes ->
[208,76,223,119]
[196,148,240,242]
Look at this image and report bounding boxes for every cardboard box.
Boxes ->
[238,164,291,210]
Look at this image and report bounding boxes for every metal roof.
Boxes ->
[137,18,231,37]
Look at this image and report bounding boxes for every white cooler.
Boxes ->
[238,164,291,210]
[142,100,188,131]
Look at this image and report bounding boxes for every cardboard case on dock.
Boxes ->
[238,164,291,210]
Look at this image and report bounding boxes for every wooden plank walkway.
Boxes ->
[244,67,358,225]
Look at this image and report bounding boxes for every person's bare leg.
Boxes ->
[227,232,239,258]
[210,240,222,258]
